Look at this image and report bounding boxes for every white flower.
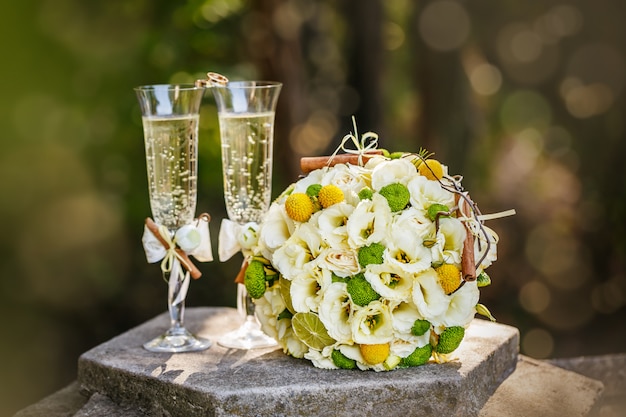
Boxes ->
[317,202,354,247]
[407,175,456,218]
[351,301,394,344]
[390,301,430,347]
[413,268,450,322]
[318,282,353,343]
[257,203,294,260]
[237,222,259,251]
[364,263,413,302]
[371,158,417,190]
[175,224,202,253]
[438,281,479,328]
[387,208,432,274]
[346,193,392,248]
[473,224,499,274]
[290,266,332,313]
[294,220,325,259]
[272,240,311,280]
[277,318,308,358]
[254,287,284,341]
[431,217,466,265]
[304,348,337,369]
[316,248,360,278]
[292,168,326,194]
[322,163,369,205]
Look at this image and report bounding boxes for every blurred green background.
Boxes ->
[2,0,625,415]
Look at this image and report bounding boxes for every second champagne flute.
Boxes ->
[212,80,282,349]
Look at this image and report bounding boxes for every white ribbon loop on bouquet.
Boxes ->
[218,219,259,262]
[329,116,379,167]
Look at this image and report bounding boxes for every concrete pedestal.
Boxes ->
[77,307,519,417]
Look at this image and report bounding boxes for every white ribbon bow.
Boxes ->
[329,116,379,167]
[218,219,260,262]
[142,214,213,269]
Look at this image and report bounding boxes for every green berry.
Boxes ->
[244,260,267,299]
[331,349,357,369]
[306,184,322,197]
[358,187,374,201]
[346,274,380,306]
[358,242,385,268]
[411,319,431,336]
[401,344,432,367]
[427,204,450,221]
[379,183,410,212]
[436,326,465,354]
[477,271,491,287]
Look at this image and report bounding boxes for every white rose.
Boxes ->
[316,248,360,278]
[237,222,259,251]
[318,282,353,343]
[364,263,413,302]
[413,268,450,322]
[322,163,369,206]
[174,224,202,253]
[346,193,392,248]
[351,300,394,344]
[371,158,417,190]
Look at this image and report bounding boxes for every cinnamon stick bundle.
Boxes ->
[300,151,383,173]
[145,218,202,279]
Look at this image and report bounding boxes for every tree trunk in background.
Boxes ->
[339,0,384,141]
[247,0,309,182]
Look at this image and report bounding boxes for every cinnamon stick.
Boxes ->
[145,218,202,279]
[300,151,383,173]
[456,195,477,282]
[235,260,248,284]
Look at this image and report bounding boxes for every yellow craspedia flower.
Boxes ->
[360,343,390,365]
[285,193,314,222]
[318,184,344,208]
[436,264,462,295]
[418,159,444,181]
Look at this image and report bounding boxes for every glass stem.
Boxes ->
[236,283,256,320]
[167,257,189,331]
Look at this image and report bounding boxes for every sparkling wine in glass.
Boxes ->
[212,80,282,349]
[135,84,212,353]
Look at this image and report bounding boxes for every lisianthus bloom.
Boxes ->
[318,282,353,343]
[351,300,394,345]
[346,193,392,248]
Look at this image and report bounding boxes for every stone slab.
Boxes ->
[78,307,519,417]
[479,355,604,417]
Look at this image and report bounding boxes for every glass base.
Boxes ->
[218,316,278,350]
[143,326,212,353]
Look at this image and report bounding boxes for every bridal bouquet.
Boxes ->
[239,128,508,371]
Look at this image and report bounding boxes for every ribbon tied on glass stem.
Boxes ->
[142,213,213,281]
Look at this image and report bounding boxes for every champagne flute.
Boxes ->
[135,84,212,353]
[212,80,282,349]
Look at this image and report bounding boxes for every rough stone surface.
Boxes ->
[549,354,626,417]
[13,382,88,417]
[77,307,519,417]
[479,355,605,417]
